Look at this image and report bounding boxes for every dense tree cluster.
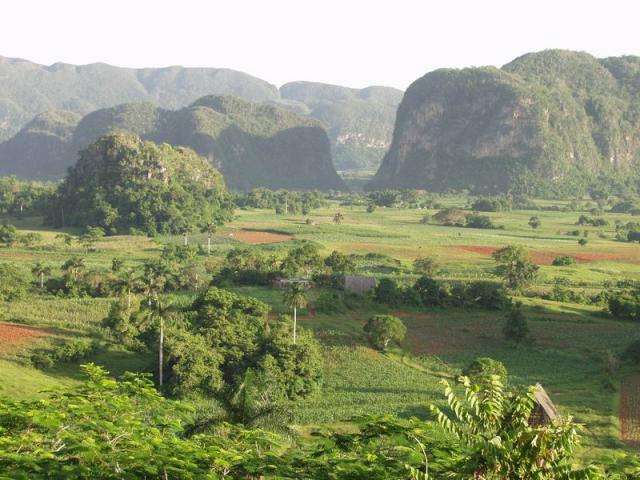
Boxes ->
[471,196,512,212]
[373,276,509,310]
[363,314,406,350]
[608,290,640,322]
[0,176,54,216]
[104,287,323,402]
[46,134,233,235]
[430,208,501,229]
[492,246,539,290]
[234,188,326,214]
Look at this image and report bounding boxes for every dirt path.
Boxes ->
[620,374,640,446]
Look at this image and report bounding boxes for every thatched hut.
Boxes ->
[529,384,559,426]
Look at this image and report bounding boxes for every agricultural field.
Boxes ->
[1,197,640,464]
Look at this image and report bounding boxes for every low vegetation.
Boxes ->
[1,177,640,476]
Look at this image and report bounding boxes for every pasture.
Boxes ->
[1,197,639,462]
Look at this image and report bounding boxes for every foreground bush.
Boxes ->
[0,365,609,479]
[0,365,279,478]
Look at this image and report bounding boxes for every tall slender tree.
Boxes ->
[141,261,168,307]
[282,283,308,345]
[31,262,51,289]
[61,256,86,281]
[200,221,217,255]
[138,298,175,388]
[114,268,141,310]
[181,225,193,246]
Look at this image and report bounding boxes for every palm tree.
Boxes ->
[31,262,51,289]
[55,233,76,249]
[181,226,193,246]
[138,298,174,387]
[114,268,140,310]
[200,221,217,255]
[282,282,308,345]
[61,256,86,281]
[333,212,344,225]
[227,368,291,432]
[141,262,167,307]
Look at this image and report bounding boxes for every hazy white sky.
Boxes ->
[1,0,638,90]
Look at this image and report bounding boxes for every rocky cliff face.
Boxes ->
[280,82,403,171]
[370,50,640,193]
[0,95,345,190]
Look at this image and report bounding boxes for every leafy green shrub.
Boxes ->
[0,263,29,301]
[552,256,576,266]
[471,196,511,212]
[31,339,100,369]
[433,208,467,226]
[30,352,55,369]
[363,315,406,350]
[492,246,539,290]
[413,276,449,306]
[528,216,541,229]
[503,302,530,344]
[373,278,402,305]
[463,281,508,310]
[0,223,18,246]
[608,293,640,321]
[314,291,348,314]
[462,357,508,383]
[465,214,498,229]
[412,256,440,276]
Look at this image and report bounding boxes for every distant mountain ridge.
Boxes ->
[0,95,345,191]
[0,56,280,141]
[0,56,402,174]
[370,50,640,194]
[280,82,403,171]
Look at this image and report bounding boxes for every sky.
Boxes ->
[1,0,639,90]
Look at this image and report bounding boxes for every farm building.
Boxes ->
[273,277,313,289]
[529,384,559,426]
[344,275,376,294]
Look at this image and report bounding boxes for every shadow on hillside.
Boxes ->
[4,347,152,387]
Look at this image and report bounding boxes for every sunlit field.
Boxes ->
[1,197,640,463]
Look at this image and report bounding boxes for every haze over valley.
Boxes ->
[1,1,640,477]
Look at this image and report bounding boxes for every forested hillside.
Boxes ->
[0,96,346,190]
[370,50,640,195]
[0,56,279,142]
[0,56,402,176]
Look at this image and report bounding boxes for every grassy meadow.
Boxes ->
[1,197,640,462]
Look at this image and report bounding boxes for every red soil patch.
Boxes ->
[530,251,628,265]
[229,230,292,244]
[452,245,636,265]
[455,245,497,256]
[0,323,50,353]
